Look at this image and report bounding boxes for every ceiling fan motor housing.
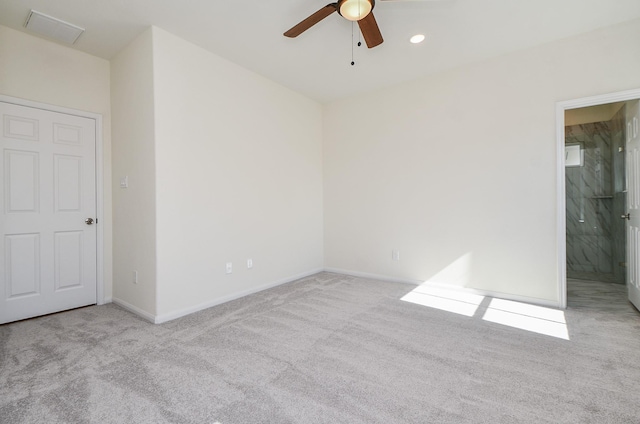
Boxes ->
[338,0,375,21]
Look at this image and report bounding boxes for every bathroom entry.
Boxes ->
[564,102,627,284]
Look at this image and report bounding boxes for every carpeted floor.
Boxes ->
[1,272,640,423]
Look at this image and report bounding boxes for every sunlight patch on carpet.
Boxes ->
[401,285,485,317]
[482,298,569,340]
[400,284,570,340]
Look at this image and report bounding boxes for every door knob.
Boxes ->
[85,218,94,225]
[621,213,630,220]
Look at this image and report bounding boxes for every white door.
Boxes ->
[626,100,640,310]
[0,101,97,324]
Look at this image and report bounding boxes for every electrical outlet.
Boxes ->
[133,270,138,284]
[392,249,400,261]
[226,262,233,274]
[247,259,253,269]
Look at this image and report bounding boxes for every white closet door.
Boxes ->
[1,101,97,324]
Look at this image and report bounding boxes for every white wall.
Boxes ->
[0,25,113,300]
[323,19,640,304]
[110,28,158,316]
[151,27,323,318]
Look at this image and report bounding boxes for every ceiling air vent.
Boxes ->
[24,10,85,44]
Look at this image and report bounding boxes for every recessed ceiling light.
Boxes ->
[410,34,425,44]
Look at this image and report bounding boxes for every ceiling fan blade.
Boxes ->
[284,3,338,38]
[357,12,384,48]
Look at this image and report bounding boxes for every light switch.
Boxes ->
[120,176,128,188]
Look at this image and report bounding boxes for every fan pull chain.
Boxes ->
[351,21,355,66]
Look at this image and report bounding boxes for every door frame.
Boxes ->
[556,88,640,309]
[0,94,106,305]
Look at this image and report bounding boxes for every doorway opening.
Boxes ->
[556,88,640,310]
[564,102,626,284]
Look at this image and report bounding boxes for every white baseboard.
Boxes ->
[112,297,156,323]
[324,267,561,309]
[153,268,324,324]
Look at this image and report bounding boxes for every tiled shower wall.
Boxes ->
[565,108,626,283]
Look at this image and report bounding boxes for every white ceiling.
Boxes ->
[2,0,640,103]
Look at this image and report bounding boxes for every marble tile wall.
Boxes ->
[565,116,626,284]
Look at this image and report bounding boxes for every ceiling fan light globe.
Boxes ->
[339,0,373,21]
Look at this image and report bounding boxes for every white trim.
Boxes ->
[556,88,640,309]
[95,115,105,305]
[153,268,324,324]
[112,297,156,323]
[0,94,106,305]
[556,102,568,310]
[325,267,561,309]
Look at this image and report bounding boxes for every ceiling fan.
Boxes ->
[284,0,385,48]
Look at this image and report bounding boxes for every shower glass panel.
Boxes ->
[565,105,626,284]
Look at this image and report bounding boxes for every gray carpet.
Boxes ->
[1,272,640,423]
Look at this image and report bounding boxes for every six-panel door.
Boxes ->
[0,102,97,324]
